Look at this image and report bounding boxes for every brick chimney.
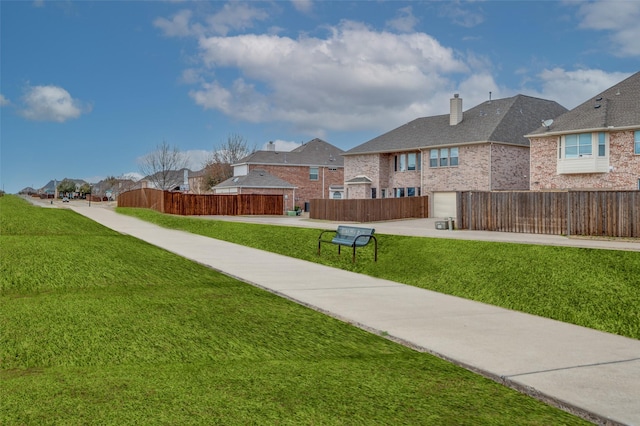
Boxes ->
[450,94,463,126]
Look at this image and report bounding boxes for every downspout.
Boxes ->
[420,149,424,194]
[322,167,325,199]
[488,143,493,191]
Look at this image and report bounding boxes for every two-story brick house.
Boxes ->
[343,94,567,216]
[527,71,640,190]
[214,138,345,211]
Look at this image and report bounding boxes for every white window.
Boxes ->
[558,133,609,174]
[429,150,438,167]
[309,167,318,180]
[598,132,606,157]
[440,148,449,167]
[430,148,458,168]
[407,153,416,171]
[450,147,459,166]
[635,131,640,155]
[565,133,592,158]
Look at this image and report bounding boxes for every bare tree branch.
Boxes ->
[203,134,256,188]
[138,141,189,190]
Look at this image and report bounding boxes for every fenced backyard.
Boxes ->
[456,190,640,238]
[118,188,283,216]
[310,196,429,222]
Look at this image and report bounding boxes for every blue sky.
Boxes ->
[1,0,638,194]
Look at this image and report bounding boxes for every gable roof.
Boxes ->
[215,169,296,189]
[40,178,88,193]
[236,138,344,167]
[345,175,373,184]
[345,95,567,155]
[527,71,640,136]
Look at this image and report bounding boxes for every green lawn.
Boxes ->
[0,195,588,424]
[117,207,640,340]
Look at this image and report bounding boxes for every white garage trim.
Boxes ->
[432,192,457,218]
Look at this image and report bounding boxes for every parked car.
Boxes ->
[62,197,69,202]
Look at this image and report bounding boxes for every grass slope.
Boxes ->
[1,196,587,424]
[117,207,640,340]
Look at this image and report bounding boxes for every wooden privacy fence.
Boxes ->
[457,191,640,238]
[310,196,429,222]
[118,189,283,216]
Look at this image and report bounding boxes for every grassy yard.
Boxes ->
[117,207,640,340]
[0,195,589,424]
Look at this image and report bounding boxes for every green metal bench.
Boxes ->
[318,225,377,263]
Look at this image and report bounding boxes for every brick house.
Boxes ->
[214,138,345,211]
[343,94,567,216]
[527,71,640,190]
[214,169,297,212]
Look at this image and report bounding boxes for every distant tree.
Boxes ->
[138,141,188,191]
[57,179,77,196]
[79,183,91,197]
[203,134,256,188]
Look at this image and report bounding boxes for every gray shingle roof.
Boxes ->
[528,71,640,135]
[345,176,372,184]
[215,169,296,189]
[345,95,567,155]
[236,138,344,167]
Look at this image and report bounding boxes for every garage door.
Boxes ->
[432,192,457,218]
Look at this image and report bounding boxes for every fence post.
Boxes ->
[566,191,571,237]
[467,192,472,230]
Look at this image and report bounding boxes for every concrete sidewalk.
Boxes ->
[70,205,640,425]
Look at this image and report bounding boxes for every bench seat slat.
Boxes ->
[317,226,377,262]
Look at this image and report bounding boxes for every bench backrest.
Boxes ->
[333,226,375,246]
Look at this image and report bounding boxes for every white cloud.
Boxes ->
[290,0,313,14]
[261,139,302,151]
[155,3,268,38]
[181,149,212,170]
[19,85,90,122]
[189,20,473,133]
[83,175,105,185]
[439,2,484,28]
[154,9,195,37]
[526,68,633,109]
[206,2,269,36]
[0,94,10,106]
[120,172,143,181]
[386,6,419,33]
[577,0,640,57]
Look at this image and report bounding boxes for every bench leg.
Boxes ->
[352,245,356,263]
[338,245,341,256]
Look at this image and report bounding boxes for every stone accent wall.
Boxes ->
[530,130,640,190]
[346,152,423,198]
[344,154,380,183]
[346,183,370,199]
[344,154,379,199]
[423,144,490,192]
[249,164,344,206]
[490,144,530,190]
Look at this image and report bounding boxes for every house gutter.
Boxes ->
[343,140,526,157]
[525,124,640,139]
